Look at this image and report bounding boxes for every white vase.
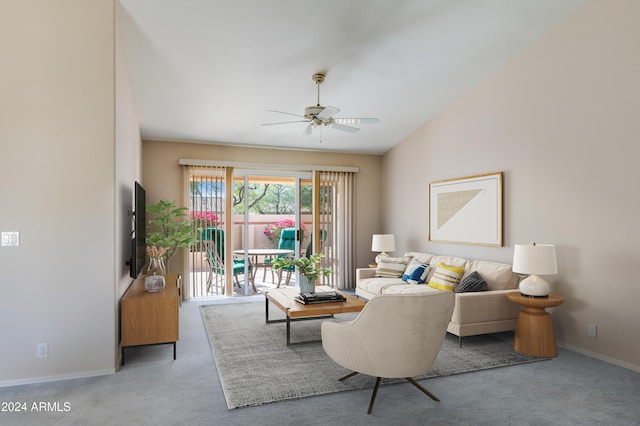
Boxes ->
[299,275,316,293]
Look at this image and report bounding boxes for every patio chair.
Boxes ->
[202,227,251,294]
[304,229,327,257]
[274,227,303,287]
[321,291,455,414]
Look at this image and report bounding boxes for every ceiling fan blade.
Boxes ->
[266,109,307,119]
[333,118,380,125]
[330,123,360,133]
[262,120,309,126]
[317,106,340,119]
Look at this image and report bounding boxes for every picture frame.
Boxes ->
[428,172,503,246]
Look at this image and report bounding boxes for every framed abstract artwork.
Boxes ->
[428,172,503,246]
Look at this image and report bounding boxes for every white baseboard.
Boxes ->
[558,342,640,373]
[0,369,115,388]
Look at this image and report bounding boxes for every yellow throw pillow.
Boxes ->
[428,263,465,291]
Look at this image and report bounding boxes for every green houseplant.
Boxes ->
[146,199,200,273]
[271,253,331,292]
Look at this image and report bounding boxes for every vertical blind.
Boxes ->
[185,165,227,298]
[319,171,356,289]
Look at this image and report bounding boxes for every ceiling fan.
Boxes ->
[262,73,379,135]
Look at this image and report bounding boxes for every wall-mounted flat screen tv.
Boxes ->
[130,181,146,278]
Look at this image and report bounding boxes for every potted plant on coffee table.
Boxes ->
[271,253,331,293]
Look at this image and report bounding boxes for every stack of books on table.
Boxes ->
[295,291,347,304]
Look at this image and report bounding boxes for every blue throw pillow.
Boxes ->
[402,259,430,284]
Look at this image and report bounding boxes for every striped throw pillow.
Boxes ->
[375,256,412,278]
[428,263,465,291]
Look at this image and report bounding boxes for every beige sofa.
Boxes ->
[356,252,522,343]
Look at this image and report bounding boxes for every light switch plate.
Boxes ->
[1,232,20,247]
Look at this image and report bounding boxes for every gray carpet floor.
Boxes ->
[1,296,639,426]
[201,302,546,409]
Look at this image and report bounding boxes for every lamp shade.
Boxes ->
[512,243,558,275]
[371,234,395,253]
[513,243,558,296]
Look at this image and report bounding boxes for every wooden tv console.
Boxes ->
[121,273,180,365]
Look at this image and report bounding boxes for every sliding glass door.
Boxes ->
[233,170,311,294]
[184,162,355,299]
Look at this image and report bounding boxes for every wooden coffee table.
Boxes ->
[265,286,366,345]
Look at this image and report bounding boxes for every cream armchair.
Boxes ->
[321,291,455,414]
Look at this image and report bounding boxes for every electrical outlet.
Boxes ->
[588,323,597,338]
[37,342,48,358]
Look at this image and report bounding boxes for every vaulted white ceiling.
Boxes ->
[118,0,586,154]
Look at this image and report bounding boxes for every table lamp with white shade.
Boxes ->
[512,243,558,297]
[371,234,395,264]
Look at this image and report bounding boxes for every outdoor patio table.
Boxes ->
[233,248,294,284]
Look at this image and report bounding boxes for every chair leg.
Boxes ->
[338,373,436,415]
[206,271,212,293]
[338,371,359,381]
[405,377,440,401]
[368,377,382,415]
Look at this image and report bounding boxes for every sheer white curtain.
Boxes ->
[184,165,227,298]
[319,171,356,289]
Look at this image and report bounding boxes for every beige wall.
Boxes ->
[115,2,144,360]
[0,0,126,384]
[142,141,382,279]
[383,0,640,370]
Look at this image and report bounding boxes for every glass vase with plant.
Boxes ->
[146,200,201,272]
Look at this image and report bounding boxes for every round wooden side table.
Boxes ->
[507,293,565,357]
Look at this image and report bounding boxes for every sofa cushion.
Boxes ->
[375,255,412,278]
[358,277,405,295]
[383,284,440,295]
[455,271,488,293]
[463,260,519,291]
[428,263,465,291]
[404,252,434,265]
[402,258,430,284]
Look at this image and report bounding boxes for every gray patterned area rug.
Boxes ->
[200,301,546,409]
